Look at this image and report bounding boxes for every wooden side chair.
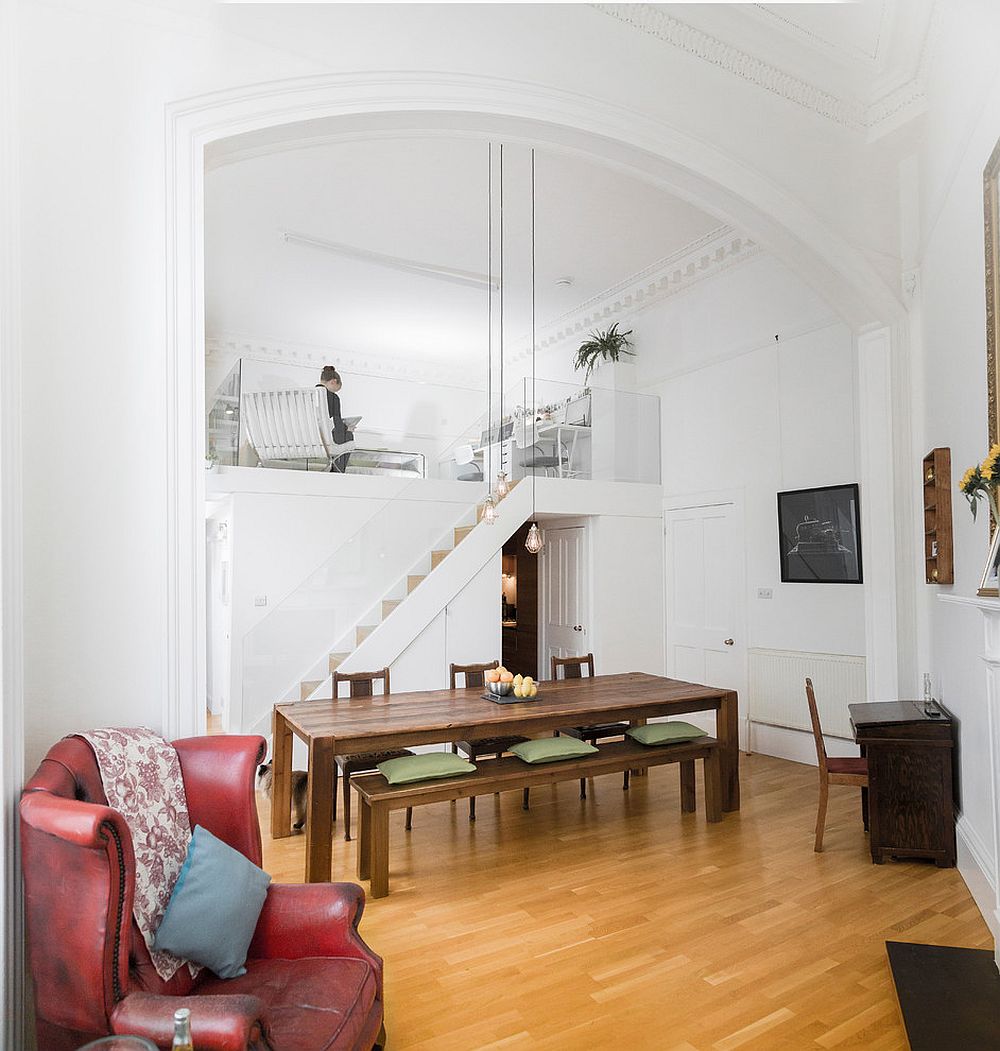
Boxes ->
[450,660,529,820]
[555,653,631,799]
[333,668,414,841]
[805,677,869,852]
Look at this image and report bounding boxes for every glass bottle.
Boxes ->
[172,1008,194,1051]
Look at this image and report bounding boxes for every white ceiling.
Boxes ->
[205,137,721,367]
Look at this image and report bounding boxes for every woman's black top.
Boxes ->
[317,384,351,444]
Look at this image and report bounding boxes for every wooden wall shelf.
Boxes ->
[923,448,953,584]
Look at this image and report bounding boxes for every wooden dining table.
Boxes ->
[270,671,740,883]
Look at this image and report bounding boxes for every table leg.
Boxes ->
[370,802,390,899]
[718,691,740,812]
[304,738,335,883]
[358,797,371,881]
[270,708,294,840]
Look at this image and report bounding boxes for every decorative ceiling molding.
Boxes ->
[205,335,484,390]
[751,2,889,65]
[509,225,760,363]
[594,3,931,138]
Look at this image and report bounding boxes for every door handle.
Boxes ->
[573,625,583,632]
[724,638,734,646]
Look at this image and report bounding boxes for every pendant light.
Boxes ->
[494,143,510,503]
[482,142,497,526]
[525,148,544,555]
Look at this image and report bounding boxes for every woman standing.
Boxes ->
[317,365,353,473]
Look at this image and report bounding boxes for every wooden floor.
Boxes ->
[257,752,991,1051]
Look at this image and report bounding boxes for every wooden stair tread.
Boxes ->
[299,680,323,701]
[454,525,475,544]
[407,575,424,593]
[356,625,375,644]
[329,653,349,672]
[381,599,402,617]
[430,550,449,569]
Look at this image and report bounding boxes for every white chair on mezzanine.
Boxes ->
[242,387,356,470]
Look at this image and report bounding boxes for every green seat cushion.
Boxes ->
[378,752,476,785]
[510,737,599,764]
[627,721,708,746]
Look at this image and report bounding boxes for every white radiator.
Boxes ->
[748,648,866,739]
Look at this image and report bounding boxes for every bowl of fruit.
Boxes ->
[485,667,538,701]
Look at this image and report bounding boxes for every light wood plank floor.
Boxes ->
[257,753,990,1050]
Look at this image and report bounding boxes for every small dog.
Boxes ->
[256,761,309,831]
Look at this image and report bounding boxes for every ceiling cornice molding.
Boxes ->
[511,225,760,362]
[205,334,484,389]
[594,3,931,138]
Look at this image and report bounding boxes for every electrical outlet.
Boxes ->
[254,595,268,607]
[757,587,773,600]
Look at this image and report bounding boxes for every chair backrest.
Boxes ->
[333,667,391,698]
[243,387,355,463]
[450,660,499,689]
[804,677,829,774]
[454,444,475,467]
[551,653,595,680]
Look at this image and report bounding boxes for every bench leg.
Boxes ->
[579,778,587,800]
[680,760,696,813]
[623,770,630,791]
[331,761,338,823]
[704,751,723,823]
[522,788,530,810]
[370,802,390,898]
[405,806,413,831]
[358,797,372,881]
[469,795,476,821]
[343,767,353,841]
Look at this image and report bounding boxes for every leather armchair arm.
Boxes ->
[19,791,134,1034]
[111,992,267,1051]
[248,883,383,984]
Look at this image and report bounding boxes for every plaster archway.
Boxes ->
[167,71,907,735]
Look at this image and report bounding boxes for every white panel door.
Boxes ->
[664,502,745,697]
[542,526,588,678]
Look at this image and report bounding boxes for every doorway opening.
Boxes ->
[501,523,539,681]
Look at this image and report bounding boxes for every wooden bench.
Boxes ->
[351,737,723,897]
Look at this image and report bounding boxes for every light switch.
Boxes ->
[757,587,773,600]
[254,595,268,607]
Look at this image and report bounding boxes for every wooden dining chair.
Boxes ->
[554,653,631,799]
[332,668,414,841]
[805,677,869,852]
[450,660,529,820]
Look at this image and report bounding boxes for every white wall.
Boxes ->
[639,254,866,661]
[912,0,1000,925]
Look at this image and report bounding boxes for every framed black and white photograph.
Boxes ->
[777,484,863,584]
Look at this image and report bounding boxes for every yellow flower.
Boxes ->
[960,466,979,493]
[984,450,1000,483]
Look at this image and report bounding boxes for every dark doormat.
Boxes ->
[886,941,1000,1050]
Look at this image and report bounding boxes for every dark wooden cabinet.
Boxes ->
[850,701,955,867]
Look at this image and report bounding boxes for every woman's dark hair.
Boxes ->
[320,365,341,384]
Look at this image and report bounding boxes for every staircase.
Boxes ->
[275,480,531,712]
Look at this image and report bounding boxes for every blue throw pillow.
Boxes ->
[154,825,271,979]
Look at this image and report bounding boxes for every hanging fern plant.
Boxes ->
[573,323,635,382]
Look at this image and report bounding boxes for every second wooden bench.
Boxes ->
[352,736,723,897]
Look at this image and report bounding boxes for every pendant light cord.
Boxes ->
[499,143,504,452]
[531,147,536,521]
[486,142,492,491]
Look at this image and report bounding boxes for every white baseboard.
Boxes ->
[956,814,999,943]
[746,722,858,766]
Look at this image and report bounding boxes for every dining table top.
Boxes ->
[275,672,733,749]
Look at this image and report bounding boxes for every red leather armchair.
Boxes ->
[20,734,385,1051]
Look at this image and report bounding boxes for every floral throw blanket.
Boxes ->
[76,728,199,982]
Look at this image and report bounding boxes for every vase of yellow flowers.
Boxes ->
[959,445,1000,522]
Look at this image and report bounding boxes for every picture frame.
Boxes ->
[979,525,1000,598]
[984,135,1000,449]
[777,483,863,584]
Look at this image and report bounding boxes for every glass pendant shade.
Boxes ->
[482,494,497,525]
[494,471,509,501]
[524,521,543,553]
